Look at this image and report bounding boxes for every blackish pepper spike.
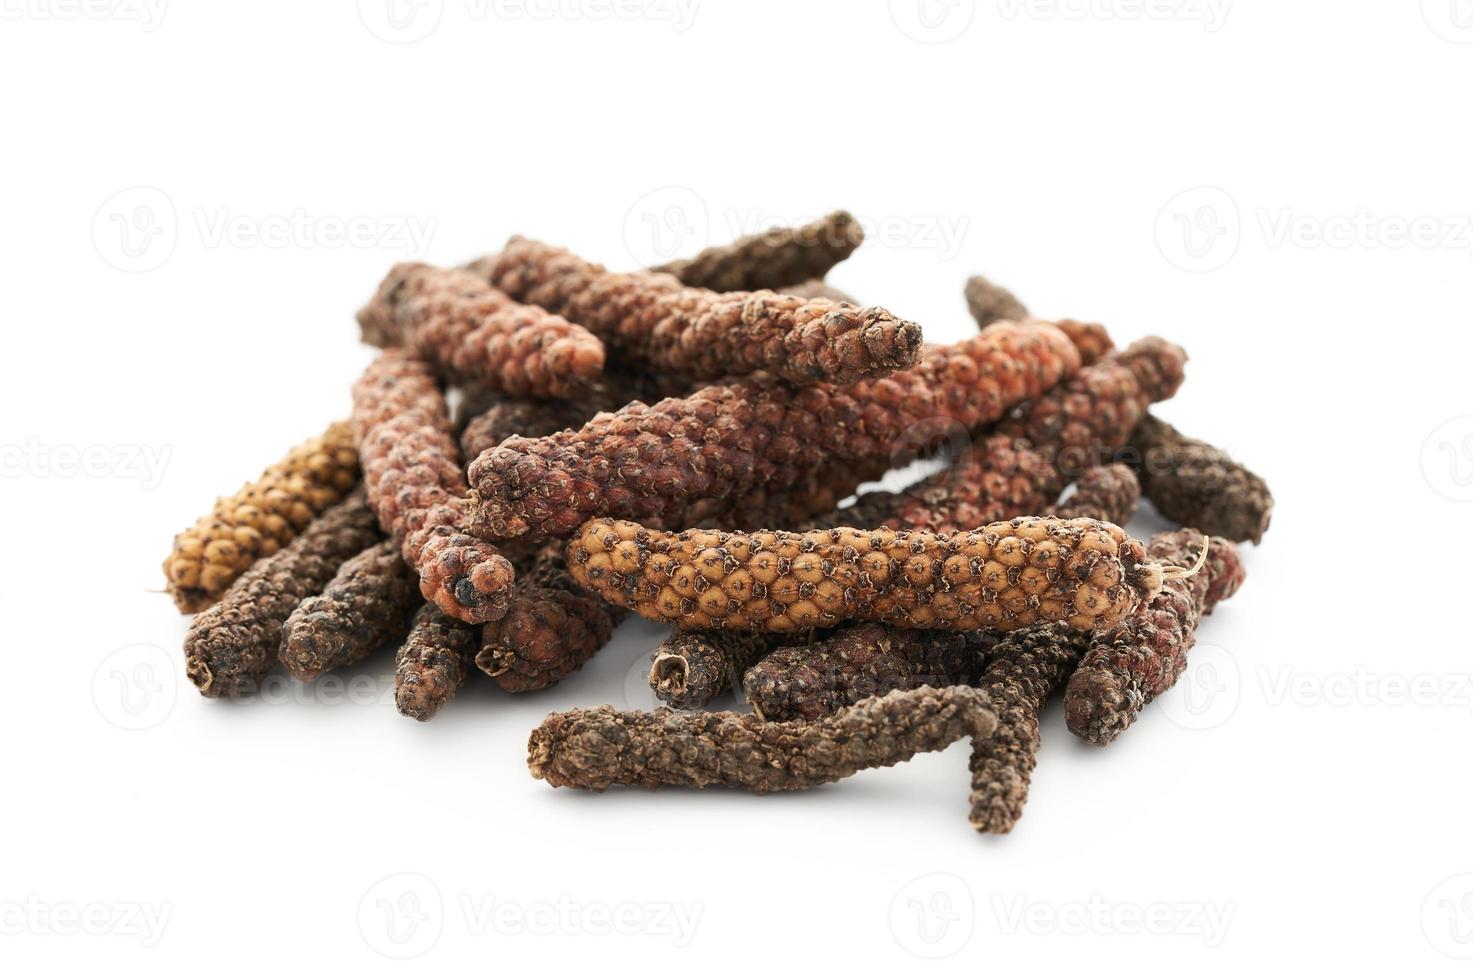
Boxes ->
[1129,414,1274,544]
[183,490,382,698]
[278,539,421,681]
[394,603,481,721]
[527,685,998,793]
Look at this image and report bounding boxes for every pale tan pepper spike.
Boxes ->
[163,420,360,612]
[565,517,1163,634]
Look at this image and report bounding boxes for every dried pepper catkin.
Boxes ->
[164,421,360,612]
[394,604,481,721]
[1065,529,1245,745]
[352,348,514,623]
[567,517,1164,634]
[457,371,653,462]
[964,274,1031,329]
[184,490,381,698]
[1052,464,1141,527]
[967,624,1091,834]
[1050,320,1115,369]
[648,630,784,710]
[357,263,605,398]
[467,321,1080,540]
[278,539,420,681]
[651,210,863,293]
[475,548,626,692]
[743,624,996,722]
[1129,415,1274,544]
[780,279,859,305]
[527,685,998,793]
[475,236,923,387]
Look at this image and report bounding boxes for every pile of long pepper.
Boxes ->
[163,213,1273,833]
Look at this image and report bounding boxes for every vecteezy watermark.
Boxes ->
[889,872,975,959]
[358,874,701,958]
[1259,208,1473,256]
[93,186,437,272]
[1155,186,1241,273]
[229,671,399,708]
[996,0,1230,31]
[358,873,444,959]
[0,438,172,489]
[357,0,698,43]
[92,644,178,731]
[889,0,976,43]
[0,897,172,947]
[1258,665,1473,711]
[990,894,1235,946]
[1422,0,1473,43]
[1422,416,1473,502]
[1423,873,1473,958]
[0,0,168,30]
[1159,642,1239,731]
[621,192,970,268]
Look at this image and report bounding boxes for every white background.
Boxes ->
[3,1,1472,975]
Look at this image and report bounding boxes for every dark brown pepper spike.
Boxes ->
[652,210,864,293]
[648,630,782,710]
[527,685,998,793]
[394,603,480,721]
[1129,415,1273,544]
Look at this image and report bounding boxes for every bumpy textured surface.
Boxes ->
[648,630,784,710]
[823,435,1060,534]
[476,548,625,692]
[278,539,420,681]
[164,421,360,612]
[1050,319,1115,368]
[651,211,863,293]
[357,263,604,398]
[963,275,1030,328]
[457,372,653,462]
[1065,530,1245,745]
[1129,415,1274,544]
[1052,464,1141,527]
[352,349,514,623]
[743,624,996,722]
[996,337,1187,460]
[780,279,858,305]
[467,322,1080,540]
[476,236,923,387]
[968,624,1091,833]
[184,491,381,698]
[527,685,998,792]
[394,603,481,721]
[567,517,1163,633]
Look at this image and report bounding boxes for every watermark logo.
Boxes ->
[1421,416,1473,502]
[995,0,1230,31]
[358,873,444,959]
[623,185,710,268]
[1159,642,1239,731]
[1155,186,1240,273]
[459,895,701,944]
[1,438,172,488]
[889,872,975,958]
[1422,0,1473,43]
[890,0,976,43]
[92,644,177,731]
[1422,873,1473,958]
[357,0,444,42]
[0,0,168,30]
[93,186,177,273]
[0,897,172,946]
[1258,665,1473,710]
[991,895,1234,946]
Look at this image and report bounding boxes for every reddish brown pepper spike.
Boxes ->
[476,548,626,693]
[394,603,481,721]
[779,279,859,305]
[357,263,605,398]
[1064,529,1245,745]
[1052,464,1141,527]
[651,210,864,293]
[351,349,514,623]
[473,236,924,387]
[1128,414,1274,544]
[527,685,998,793]
[466,321,1080,541]
[184,490,382,698]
